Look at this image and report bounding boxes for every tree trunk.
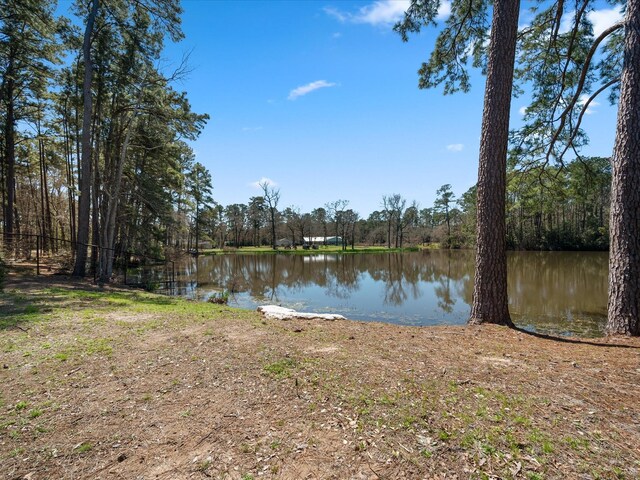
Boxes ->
[469,0,519,327]
[73,57,82,245]
[38,138,48,251]
[43,146,54,252]
[606,0,640,336]
[4,57,16,246]
[445,208,450,240]
[62,101,77,246]
[270,211,276,249]
[195,202,200,254]
[1,139,5,241]
[90,124,102,274]
[99,111,136,282]
[73,0,99,277]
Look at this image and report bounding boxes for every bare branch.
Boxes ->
[544,21,624,164]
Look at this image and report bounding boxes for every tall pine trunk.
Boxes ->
[468,0,519,326]
[3,55,16,247]
[73,0,99,276]
[99,110,136,282]
[606,0,640,336]
[62,100,77,246]
[38,137,48,251]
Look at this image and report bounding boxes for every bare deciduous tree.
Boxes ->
[260,180,280,250]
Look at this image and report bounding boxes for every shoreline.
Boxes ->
[1,276,639,479]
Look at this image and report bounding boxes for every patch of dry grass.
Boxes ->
[1,276,639,479]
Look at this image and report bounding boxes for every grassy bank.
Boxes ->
[1,276,639,479]
[200,245,427,255]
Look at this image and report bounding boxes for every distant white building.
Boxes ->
[303,236,342,245]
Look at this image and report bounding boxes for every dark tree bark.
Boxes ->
[38,137,48,250]
[99,111,136,282]
[62,99,77,245]
[73,0,99,276]
[468,0,519,326]
[91,128,101,272]
[269,207,276,250]
[3,53,16,245]
[606,0,640,336]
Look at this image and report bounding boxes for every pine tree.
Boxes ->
[0,0,61,246]
[607,0,640,335]
[397,0,518,326]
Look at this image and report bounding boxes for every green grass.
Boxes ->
[83,337,114,356]
[200,245,422,255]
[263,358,297,378]
[53,352,68,362]
[28,408,43,419]
[0,283,256,366]
[0,292,48,330]
[75,442,93,454]
[9,286,247,321]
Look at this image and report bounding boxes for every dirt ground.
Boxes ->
[1,276,639,480]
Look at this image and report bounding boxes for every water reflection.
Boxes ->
[168,250,607,337]
[507,252,607,336]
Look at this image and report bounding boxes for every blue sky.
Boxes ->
[60,0,623,215]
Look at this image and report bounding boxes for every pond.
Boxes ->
[158,250,608,337]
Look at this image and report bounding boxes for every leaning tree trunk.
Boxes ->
[468,0,519,326]
[73,0,99,277]
[606,0,640,336]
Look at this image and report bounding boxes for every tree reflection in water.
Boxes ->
[166,250,607,336]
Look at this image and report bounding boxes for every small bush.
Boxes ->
[143,280,159,292]
[208,290,229,305]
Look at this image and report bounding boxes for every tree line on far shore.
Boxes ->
[190,155,610,253]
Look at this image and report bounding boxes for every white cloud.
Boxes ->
[437,0,451,19]
[332,32,342,39]
[354,0,410,26]
[559,6,623,38]
[446,143,464,152]
[250,177,277,189]
[588,6,624,38]
[288,80,337,100]
[519,106,527,116]
[324,0,450,27]
[324,6,348,22]
[578,94,600,115]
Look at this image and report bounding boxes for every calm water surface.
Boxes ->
[167,251,608,337]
